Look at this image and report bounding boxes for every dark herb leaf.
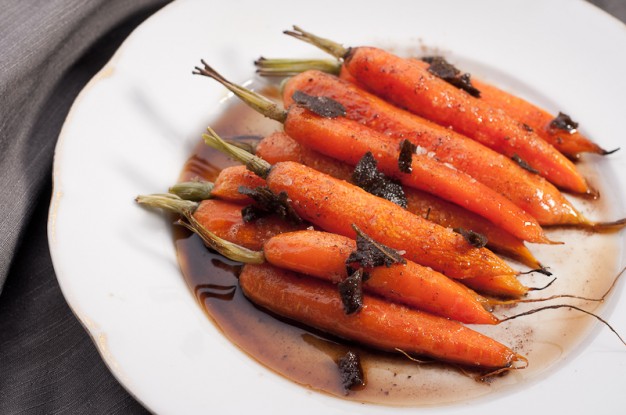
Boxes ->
[352,152,407,208]
[422,56,481,97]
[511,154,539,174]
[338,269,364,314]
[238,186,302,224]
[549,112,578,133]
[338,351,365,393]
[346,224,406,269]
[398,139,417,173]
[292,90,346,118]
[453,227,488,248]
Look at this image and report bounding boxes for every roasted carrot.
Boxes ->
[194,63,552,244]
[263,229,498,324]
[209,165,267,203]
[202,128,524,295]
[283,26,592,195]
[239,263,526,369]
[283,105,551,244]
[411,59,612,159]
[256,131,356,180]
[255,131,541,268]
[170,165,266,204]
[279,69,584,226]
[258,57,613,159]
[136,194,304,252]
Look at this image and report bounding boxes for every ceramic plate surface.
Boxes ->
[49,0,626,413]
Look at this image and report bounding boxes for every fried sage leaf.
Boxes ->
[454,227,488,248]
[398,139,417,173]
[292,90,347,118]
[346,224,406,269]
[422,56,481,97]
[238,186,302,224]
[338,268,364,315]
[352,152,407,208]
[549,112,578,133]
[338,351,365,393]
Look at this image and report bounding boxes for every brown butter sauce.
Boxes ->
[173,84,621,406]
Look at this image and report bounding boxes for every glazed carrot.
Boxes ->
[283,105,551,244]
[137,194,304,251]
[263,230,498,324]
[256,132,541,268]
[194,63,552,244]
[411,59,612,159]
[170,165,267,204]
[256,131,355,180]
[202,128,523,291]
[284,27,592,195]
[210,165,267,203]
[239,263,526,369]
[280,69,584,226]
[258,58,613,159]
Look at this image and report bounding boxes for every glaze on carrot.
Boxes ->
[255,132,541,268]
[263,230,499,324]
[209,165,267,203]
[281,69,585,226]
[283,27,592,195]
[239,263,526,369]
[412,59,612,159]
[193,63,552,244]
[204,127,521,287]
[283,105,551,244]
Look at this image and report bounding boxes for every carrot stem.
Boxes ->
[169,180,215,201]
[136,193,264,263]
[283,26,349,59]
[202,127,271,179]
[255,57,340,77]
[193,60,287,123]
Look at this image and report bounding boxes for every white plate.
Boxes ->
[48,0,626,413]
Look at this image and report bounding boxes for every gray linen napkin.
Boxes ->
[0,1,168,413]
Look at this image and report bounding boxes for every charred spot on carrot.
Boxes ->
[511,154,540,174]
[422,56,481,97]
[291,90,346,118]
[352,152,407,208]
[453,227,488,249]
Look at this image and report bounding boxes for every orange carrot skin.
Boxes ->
[211,165,267,203]
[472,79,606,159]
[283,69,582,225]
[283,106,549,244]
[256,132,540,268]
[256,131,355,180]
[239,263,522,368]
[265,161,517,282]
[404,192,539,268]
[193,199,305,250]
[342,47,590,194]
[263,230,499,324]
[407,59,607,158]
